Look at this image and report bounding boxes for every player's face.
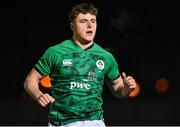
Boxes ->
[71,13,97,44]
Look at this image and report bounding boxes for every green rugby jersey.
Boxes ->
[35,39,120,125]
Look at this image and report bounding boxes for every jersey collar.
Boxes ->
[70,39,94,51]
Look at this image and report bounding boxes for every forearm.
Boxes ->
[108,73,136,99]
[24,76,43,101]
[115,85,132,98]
[112,75,133,98]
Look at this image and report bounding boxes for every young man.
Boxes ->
[24,3,136,127]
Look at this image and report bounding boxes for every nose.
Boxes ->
[87,21,92,28]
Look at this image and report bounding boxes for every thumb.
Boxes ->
[122,72,127,81]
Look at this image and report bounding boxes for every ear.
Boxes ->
[70,23,74,30]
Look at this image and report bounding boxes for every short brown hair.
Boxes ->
[69,3,98,22]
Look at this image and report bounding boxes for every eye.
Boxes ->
[91,19,96,23]
[80,19,87,23]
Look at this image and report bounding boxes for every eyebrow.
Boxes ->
[79,19,96,22]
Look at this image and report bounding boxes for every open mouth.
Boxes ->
[86,31,93,35]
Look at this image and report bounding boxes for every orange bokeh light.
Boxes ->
[129,83,140,97]
[155,78,169,93]
[40,75,51,88]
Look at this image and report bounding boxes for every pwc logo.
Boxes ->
[70,82,90,89]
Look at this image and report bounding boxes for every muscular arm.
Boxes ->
[111,72,136,98]
[24,68,55,106]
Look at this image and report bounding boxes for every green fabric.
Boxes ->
[35,39,119,125]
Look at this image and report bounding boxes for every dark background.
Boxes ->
[1,0,180,126]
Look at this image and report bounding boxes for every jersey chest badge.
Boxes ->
[96,60,104,70]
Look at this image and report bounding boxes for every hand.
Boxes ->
[36,93,55,107]
[122,72,136,90]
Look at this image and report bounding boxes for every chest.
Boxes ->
[53,52,107,81]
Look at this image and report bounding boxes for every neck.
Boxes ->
[72,37,93,49]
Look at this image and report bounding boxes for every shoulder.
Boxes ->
[93,42,115,58]
[51,39,73,49]
[93,43,118,67]
[46,39,73,53]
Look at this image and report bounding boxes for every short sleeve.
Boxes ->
[34,47,56,77]
[106,53,120,81]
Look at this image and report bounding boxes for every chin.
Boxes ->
[81,36,94,43]
[85,37,94,42]
[86,40,93,44]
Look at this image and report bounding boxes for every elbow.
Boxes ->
[23,75,34,92]
[23,77,29,92]
[113,91,128,99]
[112,87,130,99]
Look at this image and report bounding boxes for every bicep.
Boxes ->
[25,68,43,86]
[24,68,44,100]
[29,68,43,81]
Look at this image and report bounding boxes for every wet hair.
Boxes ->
[69,3,98,22]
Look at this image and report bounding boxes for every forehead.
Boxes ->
[76,13,96,20]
